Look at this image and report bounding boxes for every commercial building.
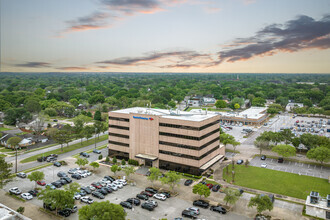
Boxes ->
[108,107,224,175]
[305,191,330,219]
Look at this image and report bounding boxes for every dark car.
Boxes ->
[80,152,90,158]
[261,155,266,160]
[159,191,171,198]
[81,187,92,194]
[28,190,39,197]
[57,171,67,178]
[182,210,197,219]
[53,162,62,167]
[278,157,284,163]
[104,176,115,182]
[126,198,140,206]
[193,200,209,208]
[236,160,244,165]
[37,157,47,162]
[92,191,105,199]
[52,181,62,188]
[79,190,87,196]
[93,149,101,154]
[184,179,193,186]
[239,189,244,195]
[141,202,154,211]
[141,191,153,197]
[59,179,68,185]
[212,184,221,192]
[145,187,158,195]
[58,208,71,217]
[120,201,132,209]
[97,188,108,195]
[199,181,207,185]
[136,194,149,200]
[16,172,27,178]
[210,205,227,214]
[71,174,81,180]
[61,177,72,183]
[102,187,112,194]
[46,157,57,162]
[43,203,55,211]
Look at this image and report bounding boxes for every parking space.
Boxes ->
[250,156,330,179]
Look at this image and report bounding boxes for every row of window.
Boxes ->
[109,124,129,130]
[159,136,219,151]
[108,140,129,147]
[109,132,129,139]
[159,120,219,131]
[109,116,129,122]
[159,145,219,161]
[159,128,219,141]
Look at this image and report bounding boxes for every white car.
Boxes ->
[261,163,267,168]
[85,171,92,176]
[87,186,96,191]
[80,173,88,178]
[146,200,158,207]
[153,193,167,201]
[186,207,200,215]
[74,193,81,200]
[21,193,33,200]
[81,196,94,204]
[116,179,127,186]
[108,184,118,191]
[9,187,21,195]
[113,181,123,188]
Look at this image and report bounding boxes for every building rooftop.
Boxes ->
[192,107,267,120]
[112,107,218,122]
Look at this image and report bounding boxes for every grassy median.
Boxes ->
[20,135,108,163]
[223,165,329,199]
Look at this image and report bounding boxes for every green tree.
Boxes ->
[82,126,93,141]
[94,110,102,121]
[215,100,227,108]
[160,171,181,192]
[279,129,294,144]
[53,130,69,152]
[224,188,241,206]
[192,183,211,199]
[111,165,121,176]
[64,182,81,195]
[0,156,13,189]
[121,160,126,166]
[248,195,273,215]
[25,99,41,113]
[27,171,45,189]
[7,136,22,149]
[234,103,240,109]
[148,167,161,186]
[272,144,296,159]
[252,97,266,107]
[122,165,135,180]
[168,100,176,108]
[90,162,100,171]
[75,158,89,168]
[300,133,320,150]
[220,133,235,147]
[307,147,330,164]
[69,98,79,108]
[112,156,117,164]
[254,140,270,156]
[93,121,103,139]
[78,201,126,220]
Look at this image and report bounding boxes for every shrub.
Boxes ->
[59,160,67,165]
[121,159,126,165]
[112,156,117,164]
[17,207,25,214]
[98,154,103,160]
[128,159,139,166]
[105,156,110,162]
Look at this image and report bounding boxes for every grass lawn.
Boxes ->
[223,165,329,199]
[20,135,108,163]
[0,147,14,153]
[72,144,107,159]
[0,127,11,131]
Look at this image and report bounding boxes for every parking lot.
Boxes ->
[250,156,330,179]
[4,160,249,220]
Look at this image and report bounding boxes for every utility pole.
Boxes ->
[15,146,18,173]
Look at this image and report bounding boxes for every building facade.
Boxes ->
[108,108,225,175]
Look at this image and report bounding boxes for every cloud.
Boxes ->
[204,7,221,14]
[101,0,163,14]
[15,62,51,68]
[218,14,330,63]
[56,67,89,71]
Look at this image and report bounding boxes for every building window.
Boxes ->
[109,124,129,130]
[109,116,129,122]
[109,132,129,139]
[159,128,219,141]
[108,140,129,147]
[159,136,219,151]
[159,145,219,160]
[159,120,219,131]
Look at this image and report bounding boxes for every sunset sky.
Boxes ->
[1,0,330,73]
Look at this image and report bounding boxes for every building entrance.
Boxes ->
[145,159,152,167]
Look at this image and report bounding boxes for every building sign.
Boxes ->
[133,116,154,121]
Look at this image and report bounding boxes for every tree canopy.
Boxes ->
[192,183,211,199]
[248,195,273,214]
[272,144,296,158]
[78,201,126,220]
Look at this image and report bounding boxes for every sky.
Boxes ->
[1,0,330,73]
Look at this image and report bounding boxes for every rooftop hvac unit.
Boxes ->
[310,191,320,204]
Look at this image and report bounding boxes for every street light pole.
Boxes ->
[94,128,97,149]
[15,146,18,173]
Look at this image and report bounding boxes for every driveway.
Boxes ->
[250,156,330,179]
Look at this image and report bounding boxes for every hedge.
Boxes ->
[128,159,139,166]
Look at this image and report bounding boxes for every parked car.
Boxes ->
[37,180,46,186]
[28,190,38,197]
[278,157,284,163]
[141,191,153,197]
[261,163,267,168]
[212,185,220,192]
[108,184,118,191]
[141,202,155,211]
[61,177,72,184]
[52,181,62,188]
[97,188,108,195]
[153,193,167,201]
[182,210,197,219]
[159,191,171,198]
[9,187,21,195]
[120,201,132,209]
[71,205,78,213]
[21,193,33,200]
[136,194,149,200]
[260,155,266,160]
[45,184,56,190]
[16,172,27,178]
[146,200,158,207]
[46,157,57,162]
[91,182,102,189]
[72,174,81,180]
[104,175,115,182]
[206,183,213,189]
[80,152,90,158]
[58,179,68,185]
[126,198,140,206]
[74,193,81,200]
[57,171,67,178]
[81,196,94,204]
[92,191,105,199]
[81,187,92,194]
[184,179,193,186]
[58,208,71,217]
[236,160,244,165]
[53,162,62,167]
[43,203,55,211]
[145,187,158,195]
[102,187,112,194]
[68,168,80,174]
[93,149,101,154]
[185,207,200,215]
[193,200,209,208]
[210,205,227,214]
